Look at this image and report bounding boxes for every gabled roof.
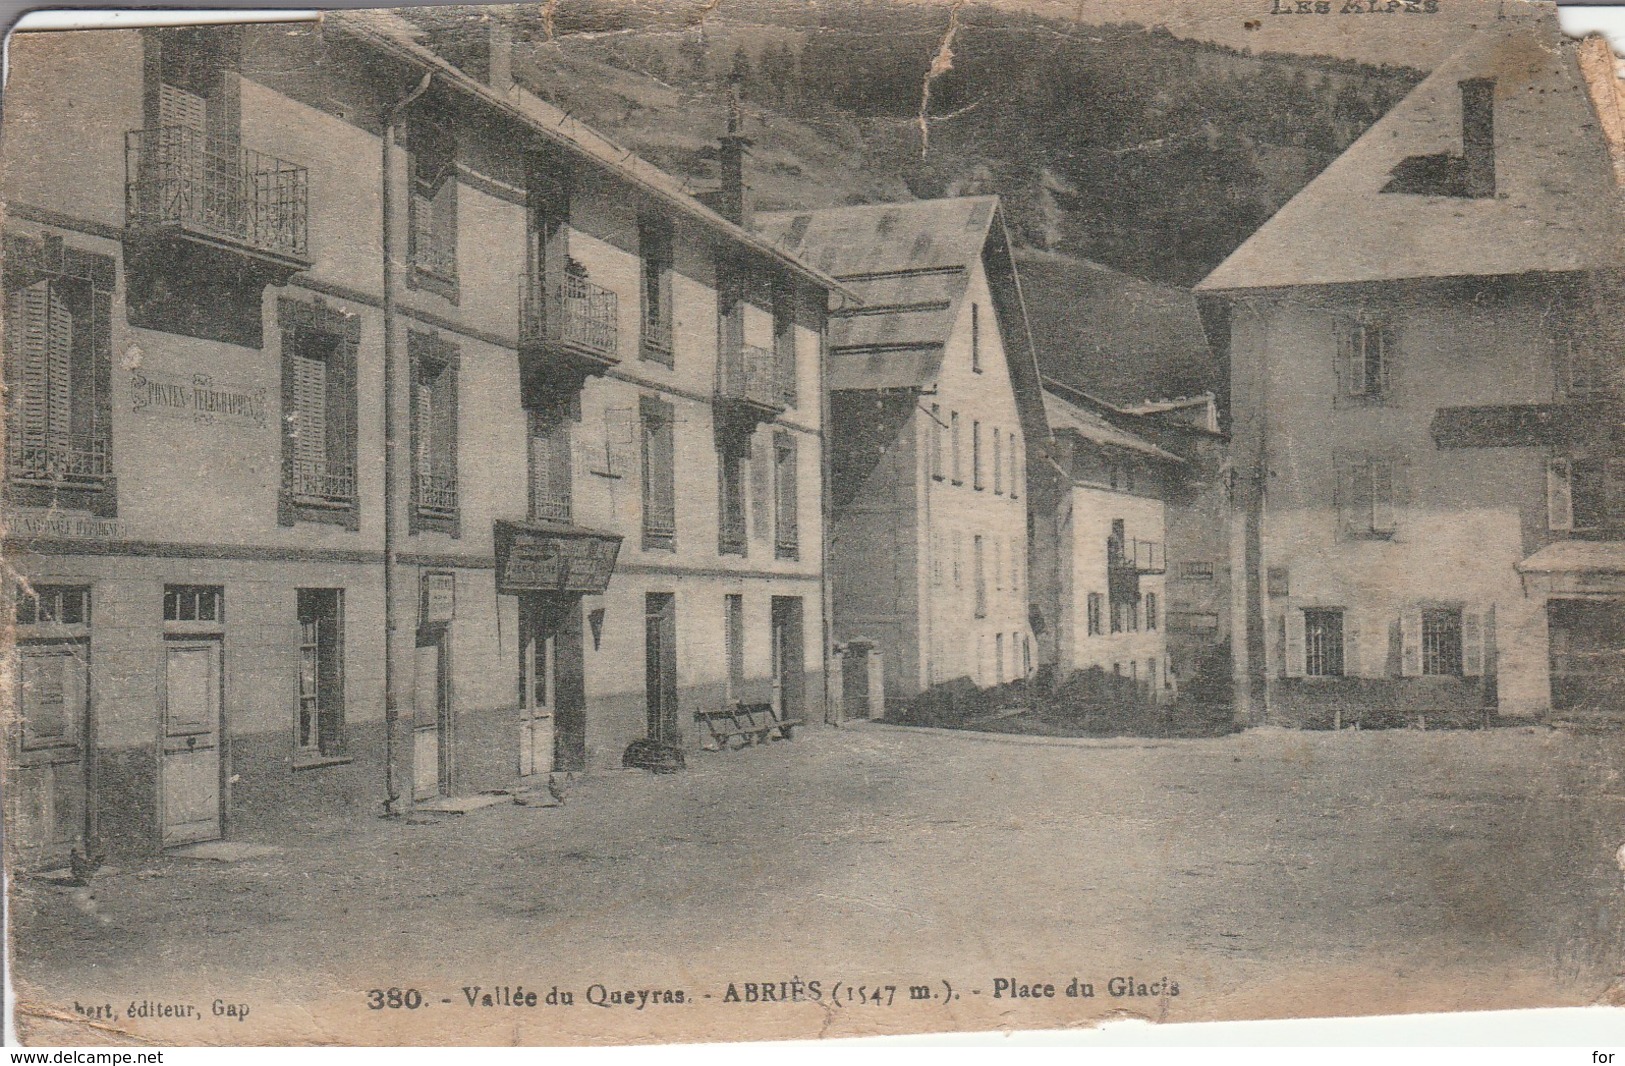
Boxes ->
[1198,16,1625,292]
[756,196,1049,443]
[327,10,852,299]
[757,197,1001,355]
[1041,389,1183,466]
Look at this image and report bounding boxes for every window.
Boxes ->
[1087,592,1103,636]
[164,585,222,623]
[641,396,676,550]
[971,303,982,372]
[950,412,962,484]
[296,589,344,760]
[1179,560,1215,582]
[1009,437,1020,500]
[528,406,573,523]
[993,538,1003,590]
[409,118,458,295]
[1337,319,1392,401]
[725,594,744,701]
[773,278,797,406]
[995,633,1005,684]
[718,442,747,556]
[1337,454,1399,538]
[4,239,116,513]
[952,533,963,588]
[1011,539,1020,592]
[640,219,674,364]
[774,431,798,559]
[973,421,983,490]
[929,404,944,481]
[1421,607,1462,676]
[1548,456,1625,532]
[278,300,359,527]
[15,585,89,627]
[973,534,986,617]
[1303,608,1344,677]
[993,429,1003,494]
[1145,592,1158,632]
[409,333,459,534]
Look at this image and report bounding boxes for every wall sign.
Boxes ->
[421,572,456,626]
[130,368,269,430]
[494,519,622,595]
[4,507,127,541]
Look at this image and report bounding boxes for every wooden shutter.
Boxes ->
[160,82,208,133]
[993,429,1003,493]
[1462,608,1485,677]
[774,282,796,405]
[46,287,72,450]
[1283,608,1306,678]
[775,432,798,549]
[1343,611,1361,679]
[1400,608,1422,676]
[1337,321,1361,396]
[750,429,771,541]
[1547,458,1574,531]
[1370,458,1397,534]
[434,358,457,481]
[291,347,328,468]
[1010,438,1020,500]
[1375,324,1393,397]
[1336,455,1365,537]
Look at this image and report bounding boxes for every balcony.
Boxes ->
[287,459,356,507]
[125,126,311,274]
[643,501,676,551]
[414,471,459,516]
[1122,538,1166,574]
[8,436,113,486]
[714,343,785,440]
[519,273,620,404]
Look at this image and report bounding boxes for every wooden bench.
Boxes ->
[696,702,804,751]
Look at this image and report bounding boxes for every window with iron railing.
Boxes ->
[529,408,573,524]
[5,270,115,495]
[279,299,359,527]
[641,397,676,550]
[774,431,799,559]
[409,333,459,534]
[1421,607,1462,676]
[1303,608,1344,677]
[640,220,674,365]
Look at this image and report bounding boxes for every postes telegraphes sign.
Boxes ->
[130,369,269,430]
[494,519,622,595]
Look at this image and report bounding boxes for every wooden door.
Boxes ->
[413,629,450,799]
[162,640,221,847]
[12,640,89,870]
[771,597,805,720]
[517,598,556,778]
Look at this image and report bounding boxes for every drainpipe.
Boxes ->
[820,305,837,725]
[381,71,432,818]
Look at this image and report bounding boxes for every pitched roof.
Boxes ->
[1198,16,1625,292]
[756,197,1001,356]
[327,10,852,299]
[1041,388,1184,466]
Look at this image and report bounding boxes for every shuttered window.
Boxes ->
[410,120,458,290]
[408,333,459,531]
[1336,319,1393,400]
[773,279,797,406]
[1336,453,1400,538]
[6,276,110,488]
[528,408,573,523]
[1548,456,1625,531]
[640,219,674,364]
[641,396,676,549]
[159,81,207,134]
[774,431,798,559]
[993,429,1003,494]
[278,300,359,525]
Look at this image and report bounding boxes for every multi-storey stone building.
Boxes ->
[2,12,843,866]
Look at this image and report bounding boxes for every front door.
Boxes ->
[771,597,804,720]
[13,640,89,870]
[162,639,222,847]
[644,593,677,742]
[517,597,556,778]
[413,627,451,800]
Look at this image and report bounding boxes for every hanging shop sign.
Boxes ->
[494,519,622,595]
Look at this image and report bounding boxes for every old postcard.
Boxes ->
[3,0,1623,1046]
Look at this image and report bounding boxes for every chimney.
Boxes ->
[716,80,752,227]
[1460,77,1496,198]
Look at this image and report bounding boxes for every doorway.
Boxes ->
[161,639,222,847]
[644,593,678,742]
[13,639,90,869]
[771,597,805,720]
[413,626,451,800]
[520,595,587,774]
[1548,598,1625,714]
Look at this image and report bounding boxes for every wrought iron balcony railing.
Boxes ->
[532,489,572,524]
[287,458,355,506]
[7,435,113,485]
[643,502,676,547]
[1110,537,1166,575]
[718,343,781,410]
[125,126,309,264]
[414,471,459,515]
[520,274,620,361]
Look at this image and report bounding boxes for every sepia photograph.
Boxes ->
[1,0,1623,1046]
